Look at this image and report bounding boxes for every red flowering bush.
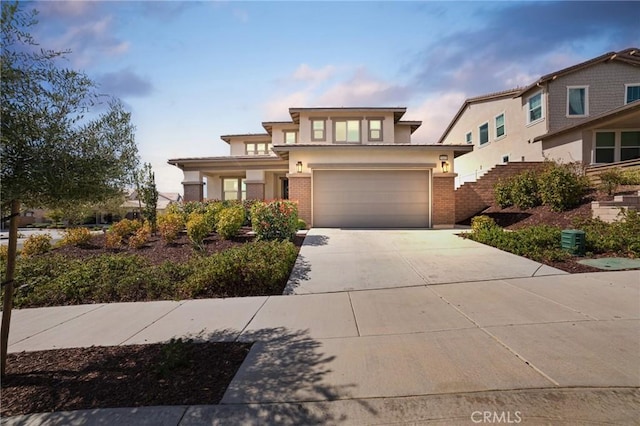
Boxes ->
[250,200,298,241]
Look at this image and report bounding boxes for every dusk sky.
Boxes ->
[30,1,639,194]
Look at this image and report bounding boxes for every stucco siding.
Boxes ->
[394,126,412,143]
[547,62,640,132]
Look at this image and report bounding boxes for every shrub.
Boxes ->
[297,218,307,230]
[621,169,640,185]
[216,205,245,240]
[0,245,8,263]
[61,227,92,247]
[179,241,298,298]
[471,215,497,233]
[510,171,541,209]
[129,221,152,249]
[538,163,590,211]
[598,168,625,195]
[186,212,212,250]
[573,209,640,256]
[251,200,298,241]
[104,230,122,249]
[21,234,52,257]
[204,201,226,228]
[494,179,513,208]
[157,212,184,244]
[111,219,142,239]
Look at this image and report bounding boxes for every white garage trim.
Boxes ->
[312,168,432,228]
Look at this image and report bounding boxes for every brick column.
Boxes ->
[183,181,204,202]
[432,173,456,228]
[245,181,265,200]
[287,173,311,226]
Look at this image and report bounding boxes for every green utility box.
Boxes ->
[561,229,586,256]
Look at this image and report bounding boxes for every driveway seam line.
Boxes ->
[427,287,561,387]
[8,303,107,347]
[235,296,271,342]
[118,301,186,346]
[347,292,361,337]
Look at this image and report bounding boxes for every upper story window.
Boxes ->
[527,92,543,124]
[465,131,472,144]
[495,113,505,138]
[334,119,360,143]
[311,119,325,141]
[245,142,272,155]
[625,84,640,104]
[368,118,383,141]
[567,86,589,117]
[284,131,297,144]
[479,122,489,145]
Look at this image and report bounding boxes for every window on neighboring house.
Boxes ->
[368,119,382,141]
[621,131,640,161]
[246,142,272,155]
[465,132,472,144]
[311,119,325,141]
[222,178,246,201]
[284,131,297,144]
[567,86,589,116]
[595,132,615,163]
[502,155,509,164]
[479,123,489,145]
[625,84,640,104]
[527,92,543,124]
[495,113,505,138]
[334,119,360,143]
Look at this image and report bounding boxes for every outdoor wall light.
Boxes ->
[441,161,450,173]
[439,154,449,161]
[296,161,303,173]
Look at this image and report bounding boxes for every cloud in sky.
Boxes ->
[96,68,154,98]
[292,64,336,83]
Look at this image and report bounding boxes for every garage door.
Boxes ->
[313,170,430,228]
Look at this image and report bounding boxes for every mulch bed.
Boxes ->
[1,341,252,418]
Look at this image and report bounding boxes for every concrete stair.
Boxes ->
[591,191,640,223]
[454,162,547,223]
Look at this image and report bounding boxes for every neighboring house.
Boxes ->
[169,107,471,228]
[123,191,183,219]
[438,47,640,187]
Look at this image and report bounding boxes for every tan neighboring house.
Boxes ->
[169,107,471,228]
[438,47,640,187]
[123,191,183,219]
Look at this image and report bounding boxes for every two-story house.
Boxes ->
[438,47,640,187]
[169,107,471,228]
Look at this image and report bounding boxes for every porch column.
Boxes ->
[182,171,204,202]
[245,170,265,200]
[432,173,456,228]
[287,173,311,226]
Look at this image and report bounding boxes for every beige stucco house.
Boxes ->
[438,47,640,187]
[169,107,471,228]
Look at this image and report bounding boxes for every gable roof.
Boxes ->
[436,88,521,144]
[517,47,640,97]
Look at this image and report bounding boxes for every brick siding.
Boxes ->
[246,182,265,200]
[183,182,204,202]
[288,174,312,225]
[432,175,456,226]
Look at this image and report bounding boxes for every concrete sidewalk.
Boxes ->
[4,270,639,425]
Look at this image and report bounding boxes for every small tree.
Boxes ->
[136,163,159,231]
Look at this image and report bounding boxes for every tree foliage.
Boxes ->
[136,163,159,230]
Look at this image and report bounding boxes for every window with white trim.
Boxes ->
[222,178,246,201]
[625,84,640,104]
[368,119,382,141]
[621,131,640,161]
[495,113,505,138]
[245,142,272,155]
[284,131,297,144]
[567,86,589,116]
[311,119,325,141]
[479,122,489,145]
[465,131,472,144]
[527,92,543,124]
[334,119,360,143]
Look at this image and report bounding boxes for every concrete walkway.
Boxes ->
[286,229,566,294]
[5,269,639,424]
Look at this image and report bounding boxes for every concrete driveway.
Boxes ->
[286,228,567,294]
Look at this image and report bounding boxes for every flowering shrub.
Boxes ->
[21,234,52,257]
[216,205,245,240]
[61,227,92,247]
[129,221,152,249]
[187,212,212,250]
[251,200,298,241]
[157,213,184,244]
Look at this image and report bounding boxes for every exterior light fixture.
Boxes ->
[296,161,303,173]
[441,161,450,173]
[439,154,449,161]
